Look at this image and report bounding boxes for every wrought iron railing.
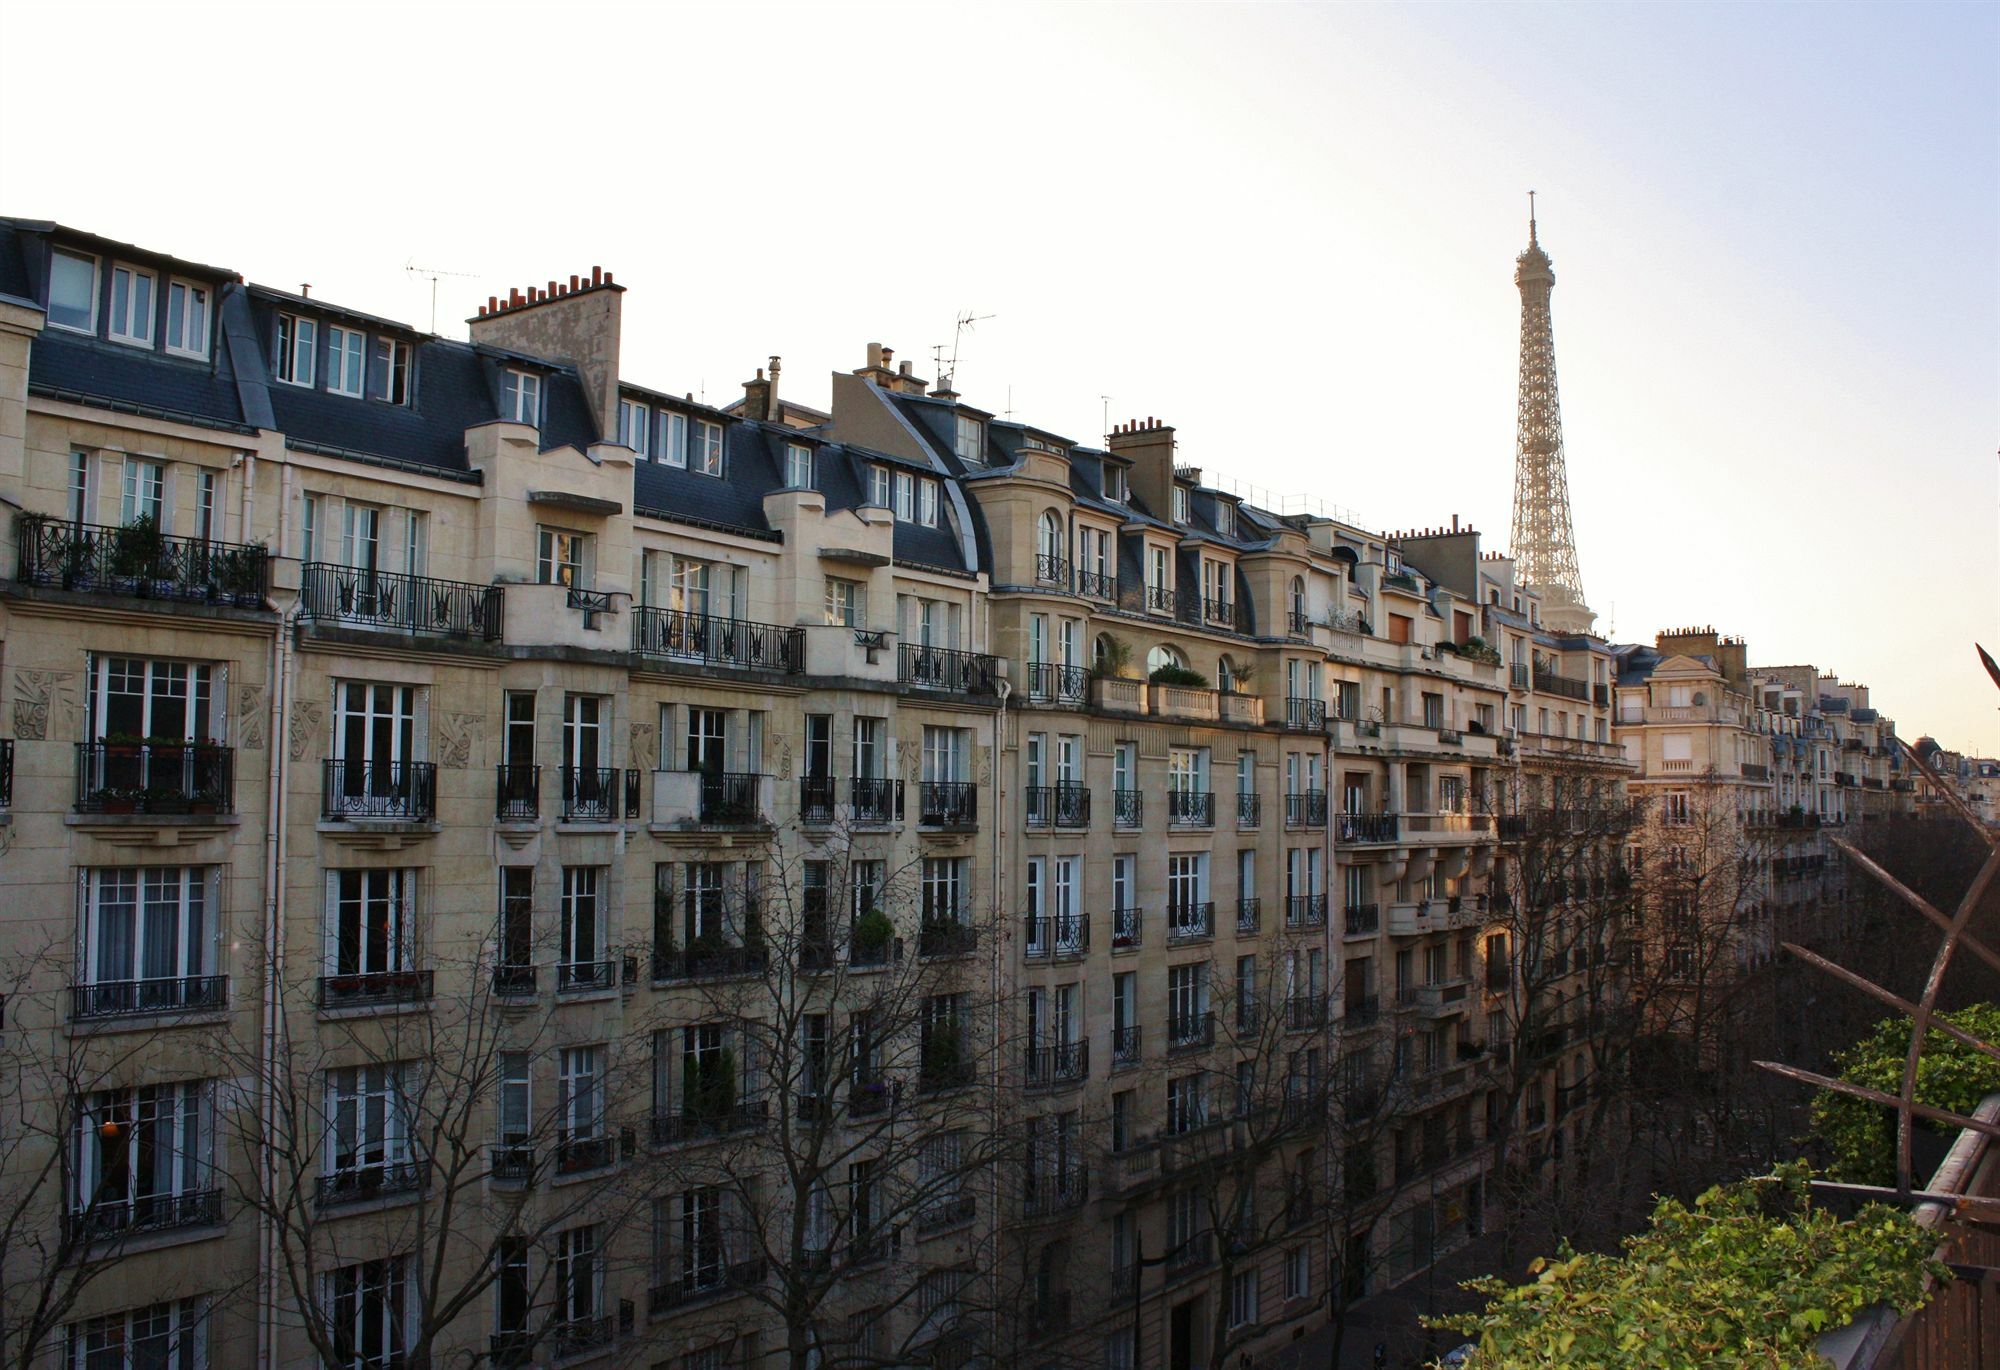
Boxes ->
[71,975,226,1021]
[1286,995,1330,1031]
[1168,1011,1215,1051]
[1237,897,1262,934]
[1285,697,1326,730]
[1024,1040,1088,1088]
[18,515,270,607]
[1022,1167,1089,1217]
[1167,790,1214,827]
[561,766,637,821]
[1202,598,1234,627]
[900,644,1001,695]
[317,969,434,1009]
[1025,661,1088,705]
[74,742,233,814]
[1288,609,1311,637]
[1344,903,1379,936]
[918,919,978,958]
[851,777,903,823]
[1024,915,1089,959]
[301,563,499,638]
[492,965,537,997]
[1025,782,1090,828]
[1034,553,1072,588]
[1532,669,1591,701]
[321,759,437,821]
[495,764,538,821]
[1111,906,1143,949]
[1336,812,1399,844]
[65,1189,222,1243]
[1113,788,1143,826]
[1112,1025,1143,1068]
[1167,901,1214,941]
[799,775,835,823]
[1285,790,1328,827]
[632,606,805,673]
[918,781,977,827]
[698,772,764,824]
[1286,894,1328,929]
[1075,568,1119,601]
[557,959,616,993]
[316,1160,424,1209]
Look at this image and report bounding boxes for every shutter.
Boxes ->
[412,688,430,768]
[159,464,176,534]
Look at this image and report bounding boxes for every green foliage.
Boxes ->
[1148,664,1210,688]
[109,514,164,575]
[1088,636,1134,680]
[685,1048,737,1121]
[1811,1002,2000,1184]
[852,907,894,952]
[1432,1163,1946,1368]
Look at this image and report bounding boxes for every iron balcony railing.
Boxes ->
[489,1144,535,1183]
[1111,906,1143,949]
[632,606,805,673]
[1237,793,1261,827]
[1344,994,1380,1026]
[1336,812,1399,844]
[561,766,639,822]
[1167,901,1214,942]
[70,975,226,1021]
[1023,1167,1089,1217]
[1113,788,1143,827]
[1034,553,1072,588]
[1025,782,1091,828]
[918,919,977,958]
[648,1257,769,1314]
[1167,790,1214,827]
[317,969,434,1009]
[557,959,617,993]
[651,1100,771,1147]
[492,965,537,997]
[1075,568,1119,601]
[321,759,437,822]
[1533,669,1591,702]
[301,563,499,639]
[1286,995,1330,1031]
[495,764,539,821]
[1112,1025,1143,1067]
[851,777,903,823]
[1287,609,1311,637]
[1285,791,1328,827]
[900,644,1001,695]
[65,1189,222,1244]
[1024,915,1089,959]
[799,775,835,824]
[316,1160,425,1209]
[1203,599,1235,627]
[74,742,233,814]
[1025,1040,1089,1088]
[1025,661,1088,705]
[1237,897,1262,934]
[1167,1011,1215,1052]
[18,514,270,608]
[1285,697,1326,730]
[1344,903,1380,936]
[698,772,763,824]
[1143,582,1178,615]
[554,1135,617,1174]
[918,781,978,827]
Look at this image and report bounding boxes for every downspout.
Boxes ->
[258,461,295,1368]
[239,451,256,547]
[986,623,1011,1336]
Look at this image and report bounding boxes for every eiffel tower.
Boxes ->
[1508,195,1595,633]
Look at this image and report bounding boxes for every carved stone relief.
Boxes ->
[12,669,77,742]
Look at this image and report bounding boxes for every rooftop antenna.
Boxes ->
[405,260,479,334]
[945,311,995,390]
[1004,384,1014,420]
[1101,395,1111,440]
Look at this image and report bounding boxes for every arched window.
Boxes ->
[1217,656,1235,693]
[1147,645,1184,677]
[1288,577,1307,631]
[1093,634,1120,673]
[1037,511,1064,565]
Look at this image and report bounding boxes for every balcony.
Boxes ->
[1510,662,1530,689]
[1025,661,1088,706]
[1167,1011,1215,1053]
[489,1144,536,1183]
[1025,1040,1088,1089]
[1094,676,1147,714]
[66,1189,224,1244]
[633,606,804,673]
[1112,1025,1143,1068]
[1411,981,1472,1017]
[900,644,1001,695]
[1167,790,1214,828]
[74,742,233,815]
[560,766,639,822]
[1111,906,1144,950]
[18,514,270,608]
[651,770,773,830]
[651,1099,771,1147]
[316,1161,424,1210]
[1034,552,1073,589]
[1150,683,1219,722]
[321,759,437,823]
[849,777,904,823]
[317,969,433,1010]
[1024,915,1089,960]
[1286,995,1330,1031]
[652,941,767,982]
[1284,697,1326,731]
[649,1258,769,1314]
[495,765,539,821]
[1285,791,1328,828]
[1532,669,1591,702]
[1113,788,1144,827]
[1344,903,1380,936]
[799,774,835,824]
[1285,894,1328,930]
[1167,1233,1215,1275]
[1025,783,1091,829]
[71,975,226,1022]
[1236,897,1263,935]
[548,1314,618,1359]
[301,563,498,638]
[555,1134,618,1175]
[1335,813,1399,844]
[1344,994,1381,1026]
[918,780,978,829]
[918,919,978,959]
[1166,901,1214,943]
[1287,609,1312,638]
[1022,1168,1090,1218]
[1236,792,1261,828]
[557,958,618,994]
[1076,568,1119,601]
[1400,811,1496,839]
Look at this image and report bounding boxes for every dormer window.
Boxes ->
[48,248,97,333]
[657,411,687,467]
[1103,465,1127,503]
[919,478,939,527]
[894,471,915,521]
[276,314,317,386]
[373,340,411,405]
[785,443,815,490]
[1172,486,1189,525]
[694,420,725,476]
[327,326,366,396]
[955,415,983,464]
[1216,503,1235,538]
[164,281,209,358]
[502,370,541,425]
[619,399,651,457]
[868,465,892,507]
[107,264,156,346]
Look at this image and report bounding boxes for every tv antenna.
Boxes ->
[405,260,479,334]
[941,311,995,390]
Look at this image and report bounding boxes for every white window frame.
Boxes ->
[107,262,157,347]
[785,442,814,490]
[164,279,210,358]
[66,1297,209,1370]
[558,1046,604,1143]
[502,369,541,425]
[120,457,165,526]
[325,1258,407,1370]
[620,398,651,457]
[323,1063,411,1181]
[954,414,983,464]
[894,471,916,521]
[325,868,416,978]
[326,325,366,397]
[48,247,99,334]
[867,464,892,507]
[694,419,724,476]
[276,313,316,386]
[919,478,940,527]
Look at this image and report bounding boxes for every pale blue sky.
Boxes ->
[4,0,1994,748]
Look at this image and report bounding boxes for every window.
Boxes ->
[1286,1245,1310,1300]
[1103,463,1127,503]
[955,414,983,463]
[554,1226,603,1328]
[1216,503,1235,538]
[894,471,916,521]
[370,337,411,404]
[824,577,864,627]
[559,868,605,983]
[326,868,415,985]
[78,868,210,1011]
[276,313,316,386]
[501,369,541,424]
[494,1238,531,1346]
[608,397,649,457]
[498,1049,531,1146]
[919,477,940,527]
[326,1256,408,1369]
[694,419,725,475]
[537,527,590,587]
[71,1080,214,1234]
[49,248,98,332]
[107,264,156,345]
[1230,1269,1259,1328]
[70,449,92,524]
[196,470,218,542]
[558,1046,603,1144]
[121,458,164,525]
[66,1299,208,1369]
[327,326,366,396]
[867,464,892,507]
[1172,485,1190,525]
[657,409,688,466]
[785,442,814,489]
[164,281,209,357]
[324,1063,411,1186]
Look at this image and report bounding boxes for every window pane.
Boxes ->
[50,250,95,329]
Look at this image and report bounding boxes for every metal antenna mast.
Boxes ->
[405,261,479,334]
[941,312,994,391]
[1507,195,1593,631]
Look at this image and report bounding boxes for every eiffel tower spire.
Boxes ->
[1509,195,1595,633]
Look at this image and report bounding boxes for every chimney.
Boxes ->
[1106,416,1177,520]
[767,355,782,418]
[468,266,628,438]
[741,363,773,424]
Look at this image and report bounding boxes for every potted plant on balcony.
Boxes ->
[1087,635,1133,681]
[687,1048,737,1126]
[108,514,164,588]
[852,908,894,965]
[214,545,266,607]
[1148,664,1209,688]
[923,1025,964,1088]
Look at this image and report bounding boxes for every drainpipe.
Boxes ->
[985,624,1011,1330]
[239,451,256,547]
[257,462,295,1369]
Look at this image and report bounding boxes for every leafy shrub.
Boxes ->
[1811,1002,2000,1184]
[1433,1163,1946,1367]
[1148,664,1210,688]
[852,907,895,952]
